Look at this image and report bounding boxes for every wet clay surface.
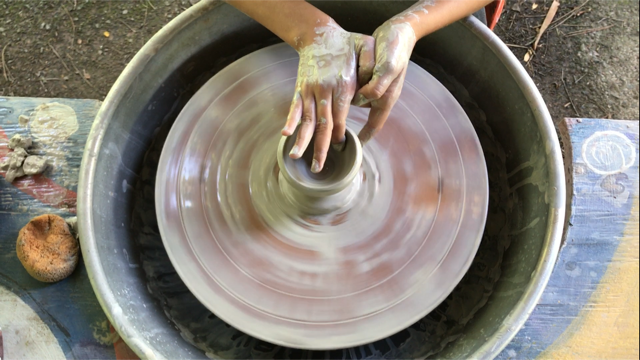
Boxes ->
[131,46,510,357]
[154,44,488,349]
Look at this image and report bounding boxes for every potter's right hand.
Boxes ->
[281,21,375,174]
[352,20,417,144]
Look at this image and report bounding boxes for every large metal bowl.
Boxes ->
[78,1,565,359]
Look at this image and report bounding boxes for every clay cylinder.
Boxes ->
[277,126,363,214]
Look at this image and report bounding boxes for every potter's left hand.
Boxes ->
[353,20,416,144]
[281,22,375,173]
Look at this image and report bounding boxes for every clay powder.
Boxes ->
[30,102,79,144]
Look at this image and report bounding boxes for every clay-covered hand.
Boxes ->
[282,22,375,173]
[352,20,417,144]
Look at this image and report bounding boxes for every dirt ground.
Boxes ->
[494,0,639,122]
[1,0,639,122]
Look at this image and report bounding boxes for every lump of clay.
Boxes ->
[16,214,80,283]
[22,155,48,176]
[8,134,32,150]
[0,158,8,171]
[5,167,25,183]
[8,147,28,168]
[2,147,28,182]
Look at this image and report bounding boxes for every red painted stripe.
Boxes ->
[109,323,140,360]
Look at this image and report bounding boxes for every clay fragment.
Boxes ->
[22,155,48,175]
[18,114,30,126]
[8,134,32,149]
[5,166,25,183]
[16,214,79,282]
[7,147,28,169]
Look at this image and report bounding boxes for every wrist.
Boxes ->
[291,15,338,51]
[379,19,418,51]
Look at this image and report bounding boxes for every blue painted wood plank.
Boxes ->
[0,96,114,359]
[498,119,639,359]
[2,94,638,360]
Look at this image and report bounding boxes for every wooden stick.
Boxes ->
[533,0,560,50]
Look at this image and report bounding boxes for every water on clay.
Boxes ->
[131,49,511,359]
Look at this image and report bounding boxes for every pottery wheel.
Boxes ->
[156,43,488,350]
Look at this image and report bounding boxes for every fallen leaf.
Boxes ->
[532,3,539,10]
[533,0,560,50]
[103,31,110,38]
[511,3,521,12]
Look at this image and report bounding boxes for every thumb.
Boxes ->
[355,70,396,105]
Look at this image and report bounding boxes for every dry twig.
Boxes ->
[63,7,76,40]
[565,24,614,37]
[65,53,98,92]
[561,69,580,117]
[1,42,11,82]
[48,43,71,72]
[39,79,48,93]
[549,0,590,31]
[118,19,137,33]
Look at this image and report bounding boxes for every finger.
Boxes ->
[312,91,334,173]
[352,89,372,108]
[332,88,350,146]
[290,92,316,159]
[282,91,302,136]
[357,69,398,102]
[359,68,407,144]
[357,37,376,88]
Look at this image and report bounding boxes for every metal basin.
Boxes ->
[78,1,565,359]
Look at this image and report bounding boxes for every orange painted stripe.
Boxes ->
[540,196,639,359]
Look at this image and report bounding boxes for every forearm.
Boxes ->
[391,0,493,39]
[226,0,334,50]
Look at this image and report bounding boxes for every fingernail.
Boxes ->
[290,145,301,157]
[331,137,346,152]
[311,159,321,173]
[353,93,369,106]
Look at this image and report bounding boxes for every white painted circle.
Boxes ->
[0,286,65,360]
[581,130,636,175]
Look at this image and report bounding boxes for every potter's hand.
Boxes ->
[353,20,416,144]
[281,22,375,173]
